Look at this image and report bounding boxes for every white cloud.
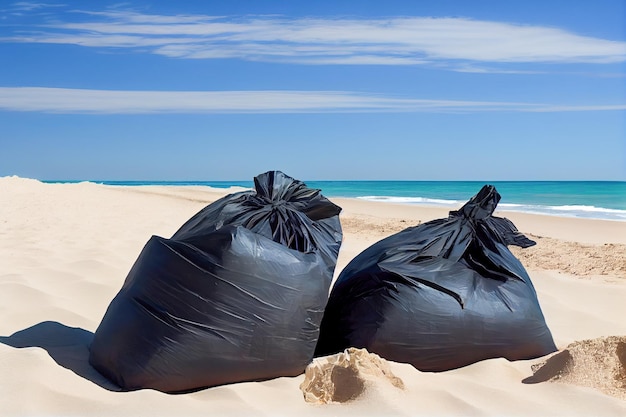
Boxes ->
[10,2,65,11]
[2,10,625,67]
[0,87,624,114]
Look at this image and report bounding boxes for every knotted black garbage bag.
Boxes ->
[89,171,342,392]
[315,185,555,371]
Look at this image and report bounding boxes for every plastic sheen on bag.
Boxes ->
[315,185,556,372]
[89,171,343,392]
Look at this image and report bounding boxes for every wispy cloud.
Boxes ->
[1,87,624,114]
[2,7,625,69]
[11,2,65,11]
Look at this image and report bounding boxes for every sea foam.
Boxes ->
[358,196,626,221]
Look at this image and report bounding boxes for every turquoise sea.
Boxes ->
[43,180,626,221]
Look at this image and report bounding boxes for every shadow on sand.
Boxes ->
[0,321,122,391]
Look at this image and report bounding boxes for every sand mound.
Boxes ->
[525,335,626,399]
[299,348,405,404]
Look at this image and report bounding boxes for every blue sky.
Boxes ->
[1,0,624,180]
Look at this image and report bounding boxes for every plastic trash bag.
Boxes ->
[315,185,555,371]
[89,171,342,392]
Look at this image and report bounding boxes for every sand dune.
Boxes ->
[1,177,625,416]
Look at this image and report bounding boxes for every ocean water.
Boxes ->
[44,180,626,222]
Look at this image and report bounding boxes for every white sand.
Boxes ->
[1,177,625,416]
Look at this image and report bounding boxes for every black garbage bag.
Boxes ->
[89,171,342,392]
[315,185,556,371]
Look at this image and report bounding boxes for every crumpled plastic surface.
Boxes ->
[315,185,556,371]
[89,171,342,392]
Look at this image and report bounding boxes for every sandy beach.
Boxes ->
[1,176,625,416]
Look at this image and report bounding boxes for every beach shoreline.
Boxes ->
[1,177,625,416]
[38,177,626,223]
